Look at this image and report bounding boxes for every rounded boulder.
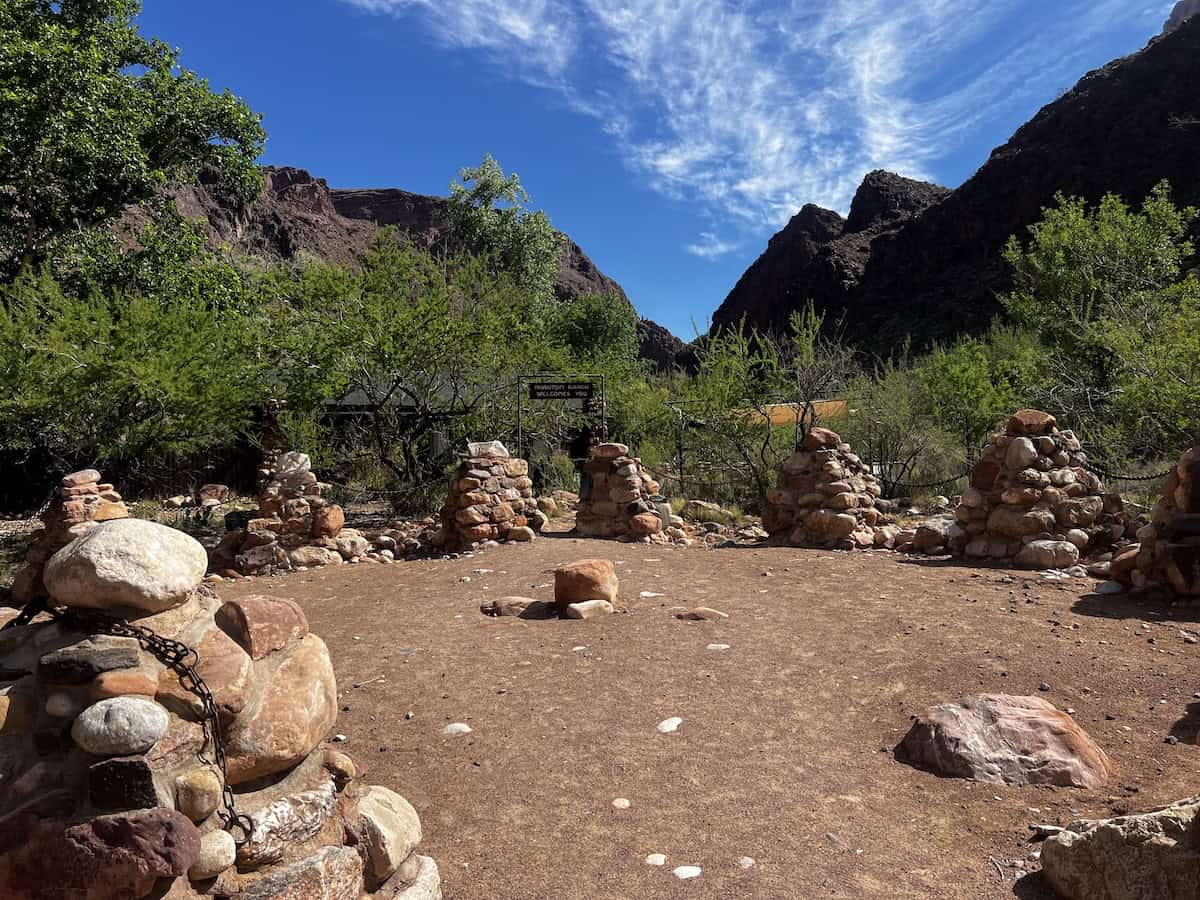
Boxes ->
[44,519,207,613]
[71,696,170,756]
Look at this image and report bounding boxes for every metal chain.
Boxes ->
[1078,459,1174,483]
[30,490,56,520]
[1,600,252,844]
[883,468,972,492]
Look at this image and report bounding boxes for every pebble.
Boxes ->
[444,722,472,735]
[1038,682,1051,692]
[737,856,756,869]
[657,717,683,734]
[640,591,665,598]
[645,854,666,866]
[673,865,702,880]
[331,733,348,743]
[706,644,731,651]
[612,798,631,809]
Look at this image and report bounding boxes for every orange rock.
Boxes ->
[1007,409,1058,435]
[224,635,338,784]
[91,501,128,522]
[157,626,253,723]
[216,595,309,660]
[554,559,619,612]
[310,504,345,538]
[801,427,841,450]
[92,669,158,701]
[1111,547,1140,584]
[630,513,662,535]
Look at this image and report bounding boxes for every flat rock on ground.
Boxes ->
[218,531,1200,899]
[895,693,1112,788]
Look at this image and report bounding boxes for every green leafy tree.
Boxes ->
[772,301,857,445]
[263,231,562,500]
[0,0,265,273]
[915,326,1045,455]
[1002,182,1196,416]
[446,155,564,304]
[0,266,264,478]
[671,323,791,510]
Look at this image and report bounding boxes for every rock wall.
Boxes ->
[10,468,129,605]
[210,451,382,576]
[762,428,895,550]
[436,442,542,550]
[1131,445,1200,595]
[575,444,671,543]
[947,411,1125,569]
[0,518,439,899]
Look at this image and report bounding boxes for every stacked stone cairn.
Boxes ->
[0,517,440,899]
[435,441,542,550]
[762,427,894,550]
[575,443,674,543]
[1121,445,1200,596]
[210,451,378,576]
[945,410,1125,568]
[9,469,129,606]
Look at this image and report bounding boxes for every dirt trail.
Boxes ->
[221,537,1200,900]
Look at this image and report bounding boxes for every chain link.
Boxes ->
[1,600,252,844]
[883,468,972,492]
[1078,460,1175,483]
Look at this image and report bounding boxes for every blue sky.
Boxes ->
[139,1,1175,338]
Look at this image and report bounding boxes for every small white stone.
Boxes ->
[657,717,683,734]
[572,646,587,652]
[737,856,756,869]
[645,854,666,866]
[640,591,665,598]
[331,733,348,743]
[612,798,631,809]
[1096,581,1125,595]
[444,722,472,735]
[189,829,236,880]
[673,865,702,880]
[706,643,731,651]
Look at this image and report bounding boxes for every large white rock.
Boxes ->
[355,785,423,883]
[1015,540,1080,570]
[1042,797,1200,899]
[44,519,207,612]
[276,451,312,476]
[467,440,509,459]
[896,694,1111,788]
[71,696,169,756]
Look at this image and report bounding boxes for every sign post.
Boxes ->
[516,373,606,458]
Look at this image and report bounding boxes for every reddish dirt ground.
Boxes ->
[221,535,1200,900]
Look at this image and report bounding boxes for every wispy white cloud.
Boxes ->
[342,0,1170,250]
[685,231,740,260]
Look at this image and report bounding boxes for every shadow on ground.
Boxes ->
[1013,870,1055,899]
[1071,590,1199,624]
[1170,701,1200,744]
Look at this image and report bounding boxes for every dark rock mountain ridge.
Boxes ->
[1165,0,1200,33]
[713,172,950,337]
[712,16,1200,351]
[162,166,677,367]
